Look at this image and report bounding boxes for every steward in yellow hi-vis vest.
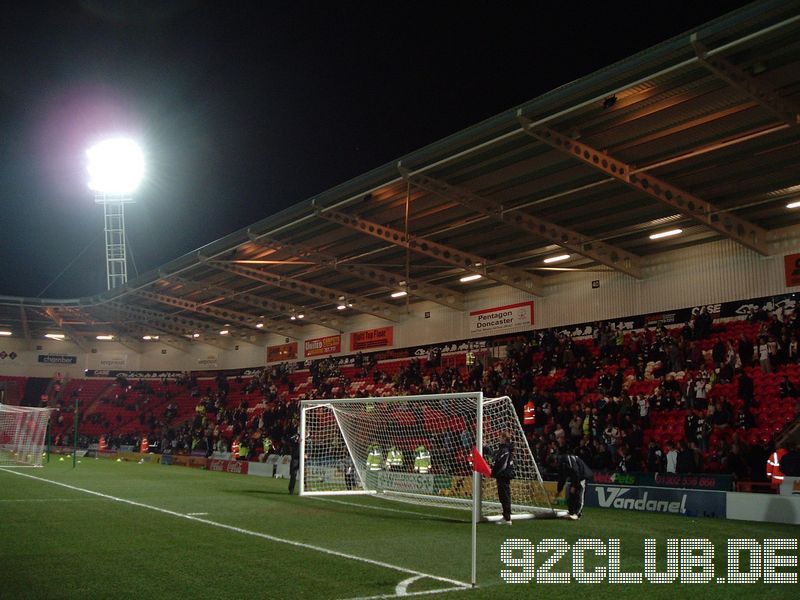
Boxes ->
[414,444,431,473]
[385,446,403,470]
[366,444,383,471]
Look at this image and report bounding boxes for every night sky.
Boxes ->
[0,0,752,299]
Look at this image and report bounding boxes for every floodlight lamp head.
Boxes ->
[87,138,145,195]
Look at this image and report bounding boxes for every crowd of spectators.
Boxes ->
[507,306,799,481]
[49,300,799,485]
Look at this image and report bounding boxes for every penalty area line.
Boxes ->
[0,468,471,591]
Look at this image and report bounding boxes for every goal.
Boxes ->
[300,392,556,583]
[300,391,554,517]
[0,404,53,468]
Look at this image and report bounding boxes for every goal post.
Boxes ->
[0,403,53,468]
[299,392,557,584]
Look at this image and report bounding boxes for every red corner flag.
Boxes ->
[472,446,492,478]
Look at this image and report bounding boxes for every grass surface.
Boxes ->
[1,458,798,599]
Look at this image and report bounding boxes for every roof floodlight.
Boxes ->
[543,254,570,264]
[459,274,482,283]
[87,138,145,195]
[649,228,683,240]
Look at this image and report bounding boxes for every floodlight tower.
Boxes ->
[86,139,145,290]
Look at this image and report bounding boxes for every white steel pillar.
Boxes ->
[95,193,134,290]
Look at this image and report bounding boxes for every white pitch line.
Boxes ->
[396,575,425,595]
[186,512,209,516]
[342,585,471,600]
[0,498,106,503]
[0,468,470,591]
[309,496,462,520]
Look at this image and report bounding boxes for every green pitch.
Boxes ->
[0,459,797,599]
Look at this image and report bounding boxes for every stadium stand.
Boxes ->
[44,300,799,493]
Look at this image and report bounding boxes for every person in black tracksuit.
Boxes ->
[492,431,515,524]
[556,451,593,519]
[288,435,300,495]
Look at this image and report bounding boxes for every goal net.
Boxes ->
[300,392,555,520]
[0,404,52,468]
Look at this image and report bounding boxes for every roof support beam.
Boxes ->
[70,307,143,353]
[398,166,642,279]
[42,308,91,352]
[19,304,31,342]
[203,259,400,321]
[167,275,336,332]
[247,233,466,311]
[103,318,189,352]
[102,301,231,349]
[691,34,800,128]
[105,329,142,353]
[133,290,272,337]
[518,116,771,256]
[317,209,543,296]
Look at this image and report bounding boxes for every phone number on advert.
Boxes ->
[501,538,798,584]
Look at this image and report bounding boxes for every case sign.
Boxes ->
[468,301,534,335]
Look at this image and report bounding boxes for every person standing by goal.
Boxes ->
[555,449,593,520]
[491,431,515,525]
[288,434,300,495]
